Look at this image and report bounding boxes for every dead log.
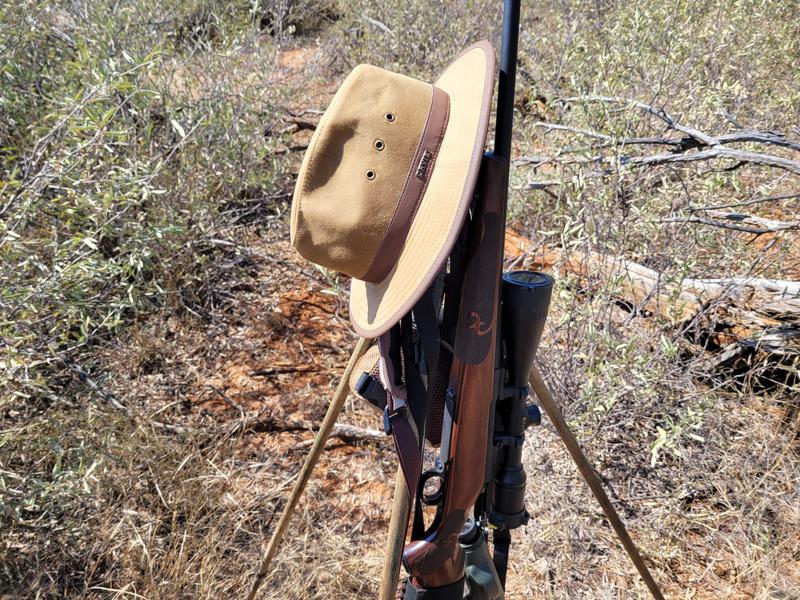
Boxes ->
[516,147,800,176]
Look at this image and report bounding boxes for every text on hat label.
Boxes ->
[415,150,433,181]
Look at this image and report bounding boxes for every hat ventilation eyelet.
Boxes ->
[374,139,385,151]
[365,169,376,180]
[384,112,396,122]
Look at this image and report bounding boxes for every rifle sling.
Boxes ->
[355,373,388,410]
[410,291,443,538]
[390,290,442,523]
[388,409,421,503]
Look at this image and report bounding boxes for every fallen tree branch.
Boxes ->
[658,215,772,235]
[533,122,682,148]
[666,147,800,176]
[508,240,800,393]
[680,277,800,298]
[524,179,563,189]
[658,209,800,234]
[687,191,800,211]
[362,14,394,35]
[701,209,800,231]
[558,97,800,151]
[741,326,800,356]
[560,95,719,146]
[526,97,800,177]
[516,147,800,176]
[250,365,332,377]
[716,130,800,152]
[539,118,800,154]
[503,232,799,343]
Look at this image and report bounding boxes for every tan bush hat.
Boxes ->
[290,41,495,337]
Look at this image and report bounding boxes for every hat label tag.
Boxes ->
[415,149,433,181]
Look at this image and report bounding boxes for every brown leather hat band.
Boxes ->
[360,85,451,283]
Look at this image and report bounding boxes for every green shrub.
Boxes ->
[0,1,287,405]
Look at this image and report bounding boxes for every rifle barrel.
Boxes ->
[494,0,521,160]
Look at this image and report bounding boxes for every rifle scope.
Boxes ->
[490,270,554,530]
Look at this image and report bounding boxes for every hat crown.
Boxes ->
[291,65,437,280]
[289,41,495,337]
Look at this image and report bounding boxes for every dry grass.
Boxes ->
[6,232,796,598]
[2,1,800,599]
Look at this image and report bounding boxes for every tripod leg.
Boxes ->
[246,336,372,600]
[529,364,665,600]
[379,467,410,600]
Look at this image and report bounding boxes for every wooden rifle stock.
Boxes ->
[403,154,507,589]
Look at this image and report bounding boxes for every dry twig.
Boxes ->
[521,96,800,175]
[659,210,800,234]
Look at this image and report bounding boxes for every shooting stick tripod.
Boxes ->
[247,1,665,598]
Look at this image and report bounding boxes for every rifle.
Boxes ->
[387,2,664,599]
[394,2,552,596]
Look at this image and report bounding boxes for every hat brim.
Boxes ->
[349,41,496,337]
